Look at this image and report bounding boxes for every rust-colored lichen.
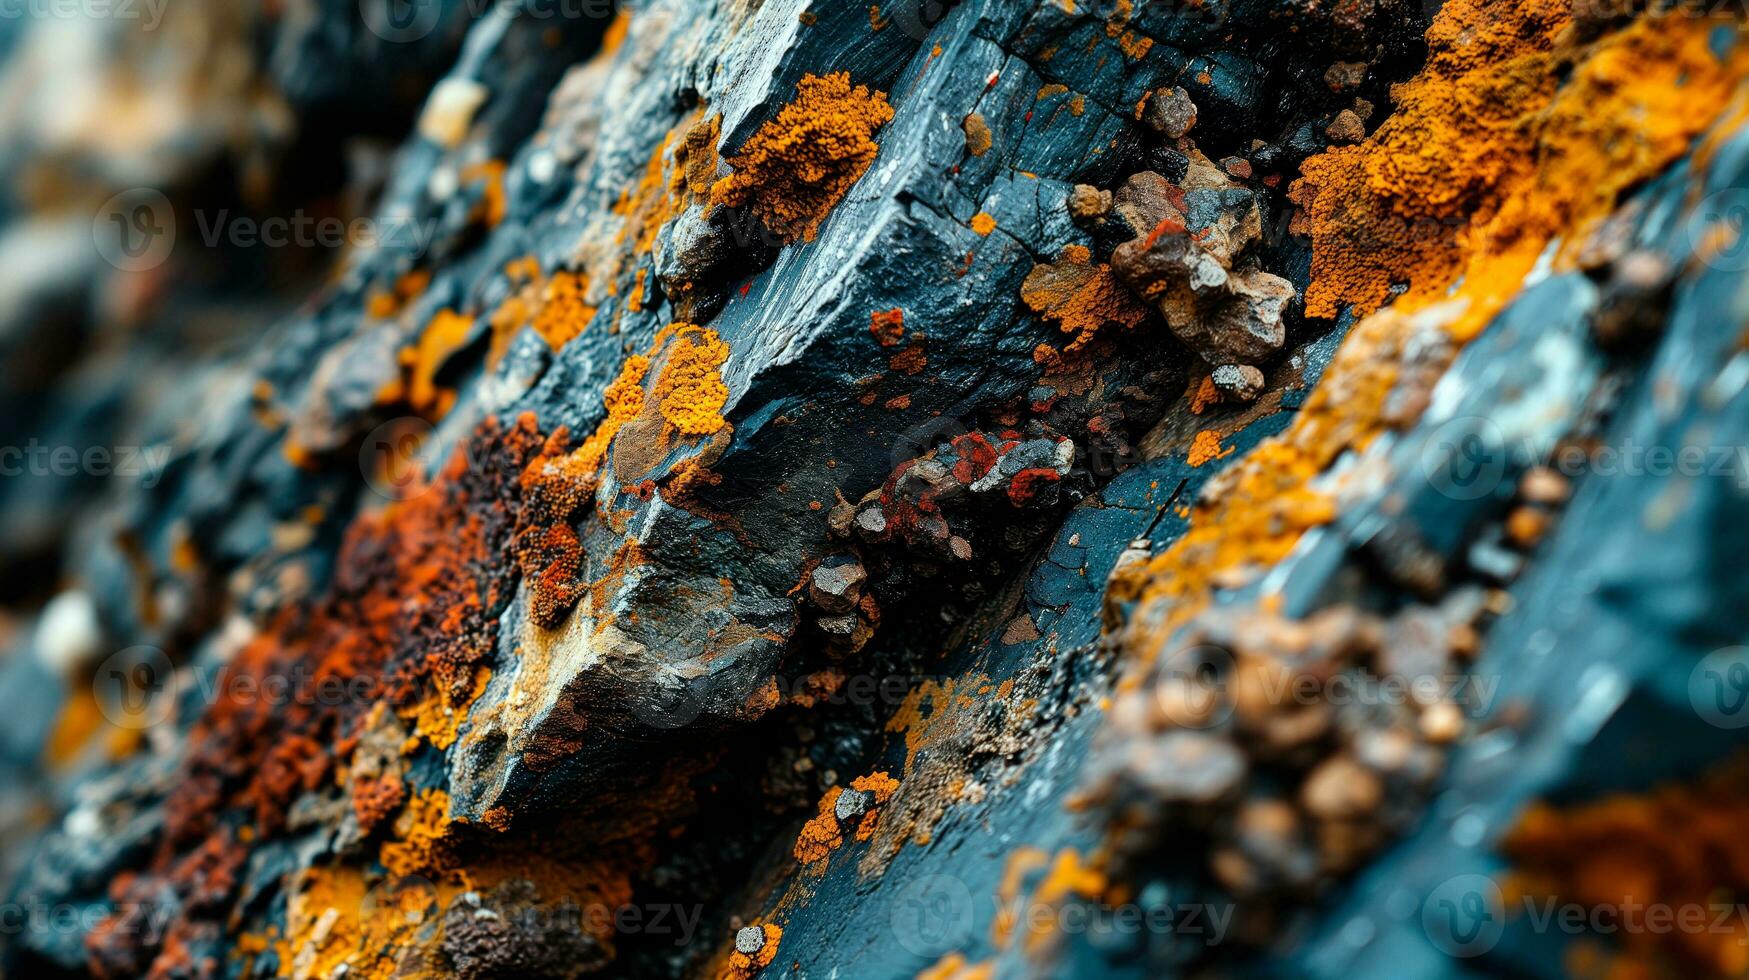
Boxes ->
[870,307,906,346]
[1020,246,1151,353]
[1504,758,1749,977]
[712,72,894,243]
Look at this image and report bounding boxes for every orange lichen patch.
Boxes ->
[1186,429,1232,468]
[722,923,781,979]
[917,953,994,980]
[1107,300,1433,640]
[1022,849,1109,955]
[970,212,997,236]
[350,773,405,835]
[616,110,717,258]
[850,771,900,841]
[1503,759,1749,977]
[1020,247,1151,353]
[406,664,492,750]
[1189,375,1219,415]
[653,324,732,436]
[992,846,1050,945]
[1113,7,1749,664]
[871,307,906,346]
[963,113,992,157]
[397,308,474,417]
[793,769,902,863]
[379,788,455,877]
[889,342,927,375]
[43,688,105,768]
[1104,0,1152,59]
[273,865,380,980]
[88,416,563,976]
[530,269,598,350]
[461,159,508,227]
[712,72,895,243]
[366,268,432,320]
[794,786,845,864]
[1292,0,1749,335]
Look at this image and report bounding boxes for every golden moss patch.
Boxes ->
[1111,4,1749,658]
[1291,0,1749,335]
[712,72,895,243]
[654,324,731,436]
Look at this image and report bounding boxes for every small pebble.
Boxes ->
[1145,86,1197,139]
[834,787,872,823]
[1211,364,1265,402]
[1326,109,1366,144]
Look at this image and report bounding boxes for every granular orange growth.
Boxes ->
[870,308,905,346]
[722,923,781,979]
[794,787,844,864]
[654,324,731,436]
[712,72,895,243]
[1186,430,1231,468]
[1292,0,1749,334]
[1504,759,1749,977]
[401,308,474,416]
[514,356,649,628]
[531,270,597,350]
[1020,247,1151,353]
[1112,6,1749,663]
[849,770,900,841]
[379,788,454,877]
[970,212,997,236]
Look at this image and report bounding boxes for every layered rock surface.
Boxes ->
[1,2,1747,979]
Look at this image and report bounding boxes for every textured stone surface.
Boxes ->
[1,2,1747,979]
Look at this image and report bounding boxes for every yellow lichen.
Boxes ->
[712,72,895,243]
[654,324,731,436]
[1111,4,1749,662]
[1186,429,1232,468]
[530,270,598,350]
[379,787,454,877]
[398,308,474,417]
[1291,0,1749,336]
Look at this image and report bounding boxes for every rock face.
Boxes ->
[1,2,1748,980]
